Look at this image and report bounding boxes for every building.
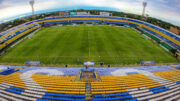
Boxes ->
[77,12,90,15]
[170,26,180,35]
[59,12,64,16]
[100,12,111,16]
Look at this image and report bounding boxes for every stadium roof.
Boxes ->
[0,0,180,26]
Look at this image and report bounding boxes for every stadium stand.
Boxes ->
[0,15,180,100]
[1,15,180,53]
[154,70,180,83]
[0,65,180,100]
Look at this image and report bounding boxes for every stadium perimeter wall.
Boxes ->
[0,15,180,54]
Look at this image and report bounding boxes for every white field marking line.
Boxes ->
[88,30,90,57]
[88,27,95,59]
[105,27,117,63]
[10,28,41,48]
[138,27,175,50]
[131,27,141,33]
[131,27,173,53]
[92,28,96,59]
[114,31,119,64]
[160,44,170,52]
[3,55,167,60]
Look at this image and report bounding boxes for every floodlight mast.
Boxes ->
[29,0,35,18]
[142,1,147,17]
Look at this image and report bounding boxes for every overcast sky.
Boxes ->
[0,0,180,26]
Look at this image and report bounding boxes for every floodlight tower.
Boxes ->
[142,1,147,17]
[29,0,35,18]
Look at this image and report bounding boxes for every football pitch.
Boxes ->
[0,25,178,66]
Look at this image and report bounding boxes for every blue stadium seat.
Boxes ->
[92,95,133,101]
[176,81,180,84]
[5,88,22,94]
[45,92,85,98]
[152,88,169,94]
[149,85,165,91]
[10,86,25,92]
[149,86,169,94]
[42,96,85,101]
[94,92,130,98]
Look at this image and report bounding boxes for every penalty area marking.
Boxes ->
[10,28,41,48]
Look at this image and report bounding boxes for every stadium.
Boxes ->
[0,0,180,101]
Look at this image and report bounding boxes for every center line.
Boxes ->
[88,30,90,57]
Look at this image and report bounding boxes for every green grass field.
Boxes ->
[0,25,178,66]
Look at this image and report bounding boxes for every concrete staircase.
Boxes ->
[85,81,92,101]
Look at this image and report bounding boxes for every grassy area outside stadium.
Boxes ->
[0,25,178,66]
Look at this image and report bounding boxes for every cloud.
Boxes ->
[0,0,180,26]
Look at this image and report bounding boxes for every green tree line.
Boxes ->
[0,9,179,33]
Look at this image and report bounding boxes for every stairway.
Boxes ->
[85,81,92,101]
